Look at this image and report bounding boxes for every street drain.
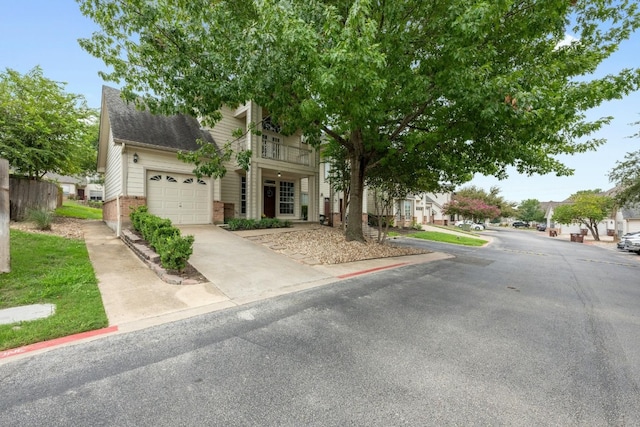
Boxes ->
[506,286,520,292]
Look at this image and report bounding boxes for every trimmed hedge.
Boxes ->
[227,218,292,231]
[129,206,194,271]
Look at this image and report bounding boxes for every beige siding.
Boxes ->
[104,129,122,201]
[124,148,214,203]
[220,171,242,217]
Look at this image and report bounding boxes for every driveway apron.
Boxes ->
[178,225,335,304]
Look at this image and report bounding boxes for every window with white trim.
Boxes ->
[279,181,294,215]
[241,176,246,214]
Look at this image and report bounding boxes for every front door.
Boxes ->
[264,185,276,218]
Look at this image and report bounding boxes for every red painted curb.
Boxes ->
[337,262,409,279]
[0,325,119,360]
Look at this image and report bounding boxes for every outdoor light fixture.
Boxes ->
[133,153,139,163]
[277,171,281,177]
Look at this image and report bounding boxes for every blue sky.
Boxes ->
[1,0,639,204]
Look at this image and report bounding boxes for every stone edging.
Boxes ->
[120,229,201,285]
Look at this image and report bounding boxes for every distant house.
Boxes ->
[615,206,640,236]
[45,173,85,200]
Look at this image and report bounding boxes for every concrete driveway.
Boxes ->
[178,225,337,305]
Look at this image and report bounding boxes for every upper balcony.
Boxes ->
[260,134,312,167]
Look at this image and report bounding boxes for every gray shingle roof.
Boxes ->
[102,86,216,151]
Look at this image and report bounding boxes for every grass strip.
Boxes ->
[402,231,487,246]
[55,201,103,220]
[0,230,108,351]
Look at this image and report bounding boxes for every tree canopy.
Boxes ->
[0,67,97,180]
[551,190,614,240]
[443,195,501,223]
[518,199,546,223]
[609,149,640,207]
[78,0,640,241]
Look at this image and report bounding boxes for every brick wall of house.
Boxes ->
[103,196,147,230]
[213,201,224,224]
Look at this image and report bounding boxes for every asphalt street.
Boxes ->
[1,228,639,426]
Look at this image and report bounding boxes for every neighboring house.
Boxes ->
[45,173,86,199]
[366,191,453,227]
[615,206,640,236]
[98,86,320,234]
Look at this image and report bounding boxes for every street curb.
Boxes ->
[0,326,118,360]
[337,263,409,279]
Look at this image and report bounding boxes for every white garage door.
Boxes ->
[146,171,210,224]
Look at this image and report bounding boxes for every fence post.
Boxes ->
[0,159,9,273]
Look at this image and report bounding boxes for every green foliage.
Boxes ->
[227,218,292,231]
[551,190,614,240]
[517,199,546,223]
[128,206,194,271]
[0,67,98,179]
[0,230,108,351]
[78,0,640,242]
[156,235,194,272]
[609,150,640,207]
[26,208,54,230]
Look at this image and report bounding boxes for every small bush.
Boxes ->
[157,235,194,272]
[128,206,194,272]
[227,217,292,231]
[27,208,55,230]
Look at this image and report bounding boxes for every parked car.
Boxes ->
[512,221,530,228]
[455,220,484,231]
[618,232,640,250]
[536,224,547,231]
[623,237,640,254]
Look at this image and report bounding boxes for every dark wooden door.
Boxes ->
[264,186,276,218]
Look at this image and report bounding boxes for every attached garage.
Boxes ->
[146,171,211,224]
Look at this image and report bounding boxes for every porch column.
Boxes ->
[247,166,262,220]
[308,174,319,222]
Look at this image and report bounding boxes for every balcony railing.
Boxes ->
[261,141,311,166]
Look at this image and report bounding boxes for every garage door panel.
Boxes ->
[146,171,210,224]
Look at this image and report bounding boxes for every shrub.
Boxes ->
[227,217,292,231]
[157,235,194,272]
[27,208,55,230]
[128,205,194,271]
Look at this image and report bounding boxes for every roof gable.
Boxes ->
[102,86,216,152]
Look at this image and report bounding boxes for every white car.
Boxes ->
[456,221,484,231]
[623,237,640,254]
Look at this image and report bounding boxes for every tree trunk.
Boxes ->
[345,131,367,242]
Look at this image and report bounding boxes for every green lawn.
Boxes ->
[399,230,487,246]
[55,200,103,220]
[0,230,108,351]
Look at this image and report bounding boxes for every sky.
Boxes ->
[1,0,639,204]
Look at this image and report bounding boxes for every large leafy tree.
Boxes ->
[518,199,546,223]
[609,149,640,207]
[0,67,97,179]
[551,190,614,240]
[78,0,640,241]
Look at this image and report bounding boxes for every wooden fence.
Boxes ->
[9,176,60,221]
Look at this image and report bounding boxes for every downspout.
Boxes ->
[117,143,127,237]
